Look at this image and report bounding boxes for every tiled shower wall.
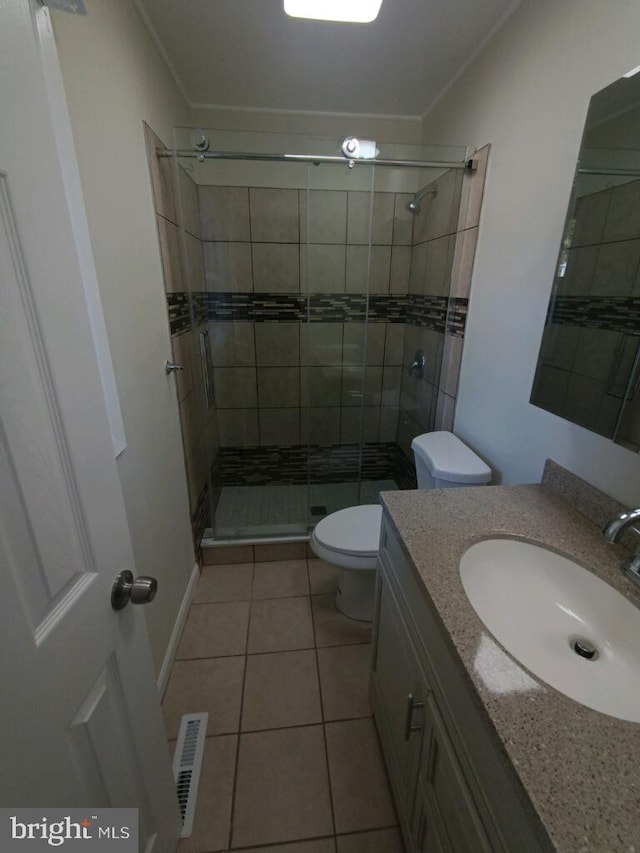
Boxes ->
[146,130,488,542]
[397,145,489,459]
[198,186,412,452]
[533,177,640,444]
[145,124,217,543]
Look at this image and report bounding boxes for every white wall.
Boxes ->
[189,106,423,145]
[422,0,640,506]
[51,0,196,672]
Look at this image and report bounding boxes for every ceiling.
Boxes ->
[137,0,519,118]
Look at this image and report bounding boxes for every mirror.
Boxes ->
[530,69,640,451]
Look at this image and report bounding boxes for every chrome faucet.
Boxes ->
[602,507,640,585]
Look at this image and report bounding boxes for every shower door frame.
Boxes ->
[167,134,472,546]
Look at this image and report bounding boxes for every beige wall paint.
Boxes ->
[189,106,422,145]
[51,0,195,673]
[421,0,640,506]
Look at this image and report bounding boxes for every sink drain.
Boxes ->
[572,638,598,660]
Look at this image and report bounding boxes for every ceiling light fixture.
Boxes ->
[284,0,383,23]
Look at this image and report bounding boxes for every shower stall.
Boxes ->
[146,126,475,546]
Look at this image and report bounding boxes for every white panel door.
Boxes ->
[0,2,180,851]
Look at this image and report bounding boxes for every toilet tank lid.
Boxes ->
[411,431,491,484]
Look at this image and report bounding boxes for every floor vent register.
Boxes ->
[172,712,208,837]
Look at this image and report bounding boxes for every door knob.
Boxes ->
[165,361,184,375]
[111,570,158,611]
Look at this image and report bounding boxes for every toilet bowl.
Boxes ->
[311,504,382,621]
[310,431,491,621]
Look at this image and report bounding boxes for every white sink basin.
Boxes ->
[460,538,640,722]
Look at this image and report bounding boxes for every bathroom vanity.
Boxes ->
[370,484,640,852]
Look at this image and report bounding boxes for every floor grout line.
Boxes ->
[308,559,338,840]
[170,557,396,852]
[226,562,255,851]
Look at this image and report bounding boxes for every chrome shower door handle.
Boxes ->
[165,360,184,375]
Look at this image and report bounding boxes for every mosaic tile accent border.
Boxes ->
[192,481,210,549]
[547,295,640,334]
[168,290,468,337]
[217,442,416,489]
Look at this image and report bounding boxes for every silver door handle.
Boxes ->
[111,570,158,610]
[165,361,184,374]
[403,692,425,740]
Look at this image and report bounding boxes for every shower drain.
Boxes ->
[572,638,598,660]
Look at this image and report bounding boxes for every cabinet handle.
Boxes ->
[403,692,425,741]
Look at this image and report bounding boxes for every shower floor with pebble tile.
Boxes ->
[162,547,405,853]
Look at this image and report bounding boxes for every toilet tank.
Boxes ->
[411,431,491,489]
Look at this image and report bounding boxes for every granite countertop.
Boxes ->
[381,483,640,853]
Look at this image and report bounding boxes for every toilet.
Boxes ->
[310,431,491,621]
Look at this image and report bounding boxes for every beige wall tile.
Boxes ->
[301,323,343,366]
[301,244,346,293]
[217,408,259,446]
[202,544,255,565]
[259,407,300,445]
[450,226,478,300]
[250,187,299,242]
[300,189,348,243]
[301,407,341,445]
[379,406,399,442]
[345,245,391,294]
[300,366,342,406]
[213,367,258,408]
[211,322,256,367]
[258,367,300,407]
[143,123,175,223]
[255,323,300,366]
[156,215,182,293]
[254,542,307,562]
[389,245,411,293]
[199,185,250,241]
[253,243,300,292]
[178,165,201,239]
[393,194,414,245]
[203,241,253,292]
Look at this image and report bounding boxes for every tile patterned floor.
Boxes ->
[164,557,404,853]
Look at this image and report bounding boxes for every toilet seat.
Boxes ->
[311,505,382,570]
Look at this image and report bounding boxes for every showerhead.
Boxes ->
[406,185,438,216]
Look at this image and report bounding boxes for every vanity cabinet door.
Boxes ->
[416,694,493,853]
[412,777,450,853]
[370,574,427,824]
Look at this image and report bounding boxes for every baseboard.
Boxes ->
[157,562,200,699]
